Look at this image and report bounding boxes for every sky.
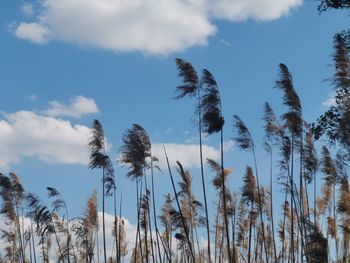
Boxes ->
[0,0,349,258]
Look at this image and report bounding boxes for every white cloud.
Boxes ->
[208,0,302,21]
[0,216,33,256]
[97,212,136,261]
[21,3,35,16]
[43,96,99,119]
[14,22,50,44]
[223,139,235,152]
[0,110,91,170]
[322,93,336,107]
[13,0,215,55]
[97,212,205,262]
[152,143,220,170]
[12,0,302,55]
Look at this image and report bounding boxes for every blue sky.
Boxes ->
[0,0,348,248]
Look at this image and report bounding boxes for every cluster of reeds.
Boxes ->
[0,2,349,262]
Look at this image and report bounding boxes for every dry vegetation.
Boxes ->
[0,1,350,262]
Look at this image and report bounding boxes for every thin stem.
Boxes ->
[118,193,122,263]
[198,86,212,263]
[269,147,278,262]
[150,151,163,263]
[102,166,107,263]
[247,202,254,263]
[220,129,232,263]
[163,145,195,263]
[31,219,37,263]
[156,228,170,262]
[114,185,118,263]
[251,145,269,263]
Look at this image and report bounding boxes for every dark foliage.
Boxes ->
[200,69,225,134]
[232,115,253,151]
[313,34,350,148]
[242,166,256,204]
[275,63,302,137]
[305,222,328,263]
[120,124,151,180]
[318,0,350,12]
[25,193,56,240]
[303,129,318,184]
[174,58,199,99]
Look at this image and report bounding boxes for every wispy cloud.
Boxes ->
[28,94,37,101]
[152,142,220,170]
[208,0,302,21]
[322,92,336,107]
[21,3,34,16]
[219,38,231,46]
[12,0,302,55]
[43,96,99,119]
[223,139,235,152]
